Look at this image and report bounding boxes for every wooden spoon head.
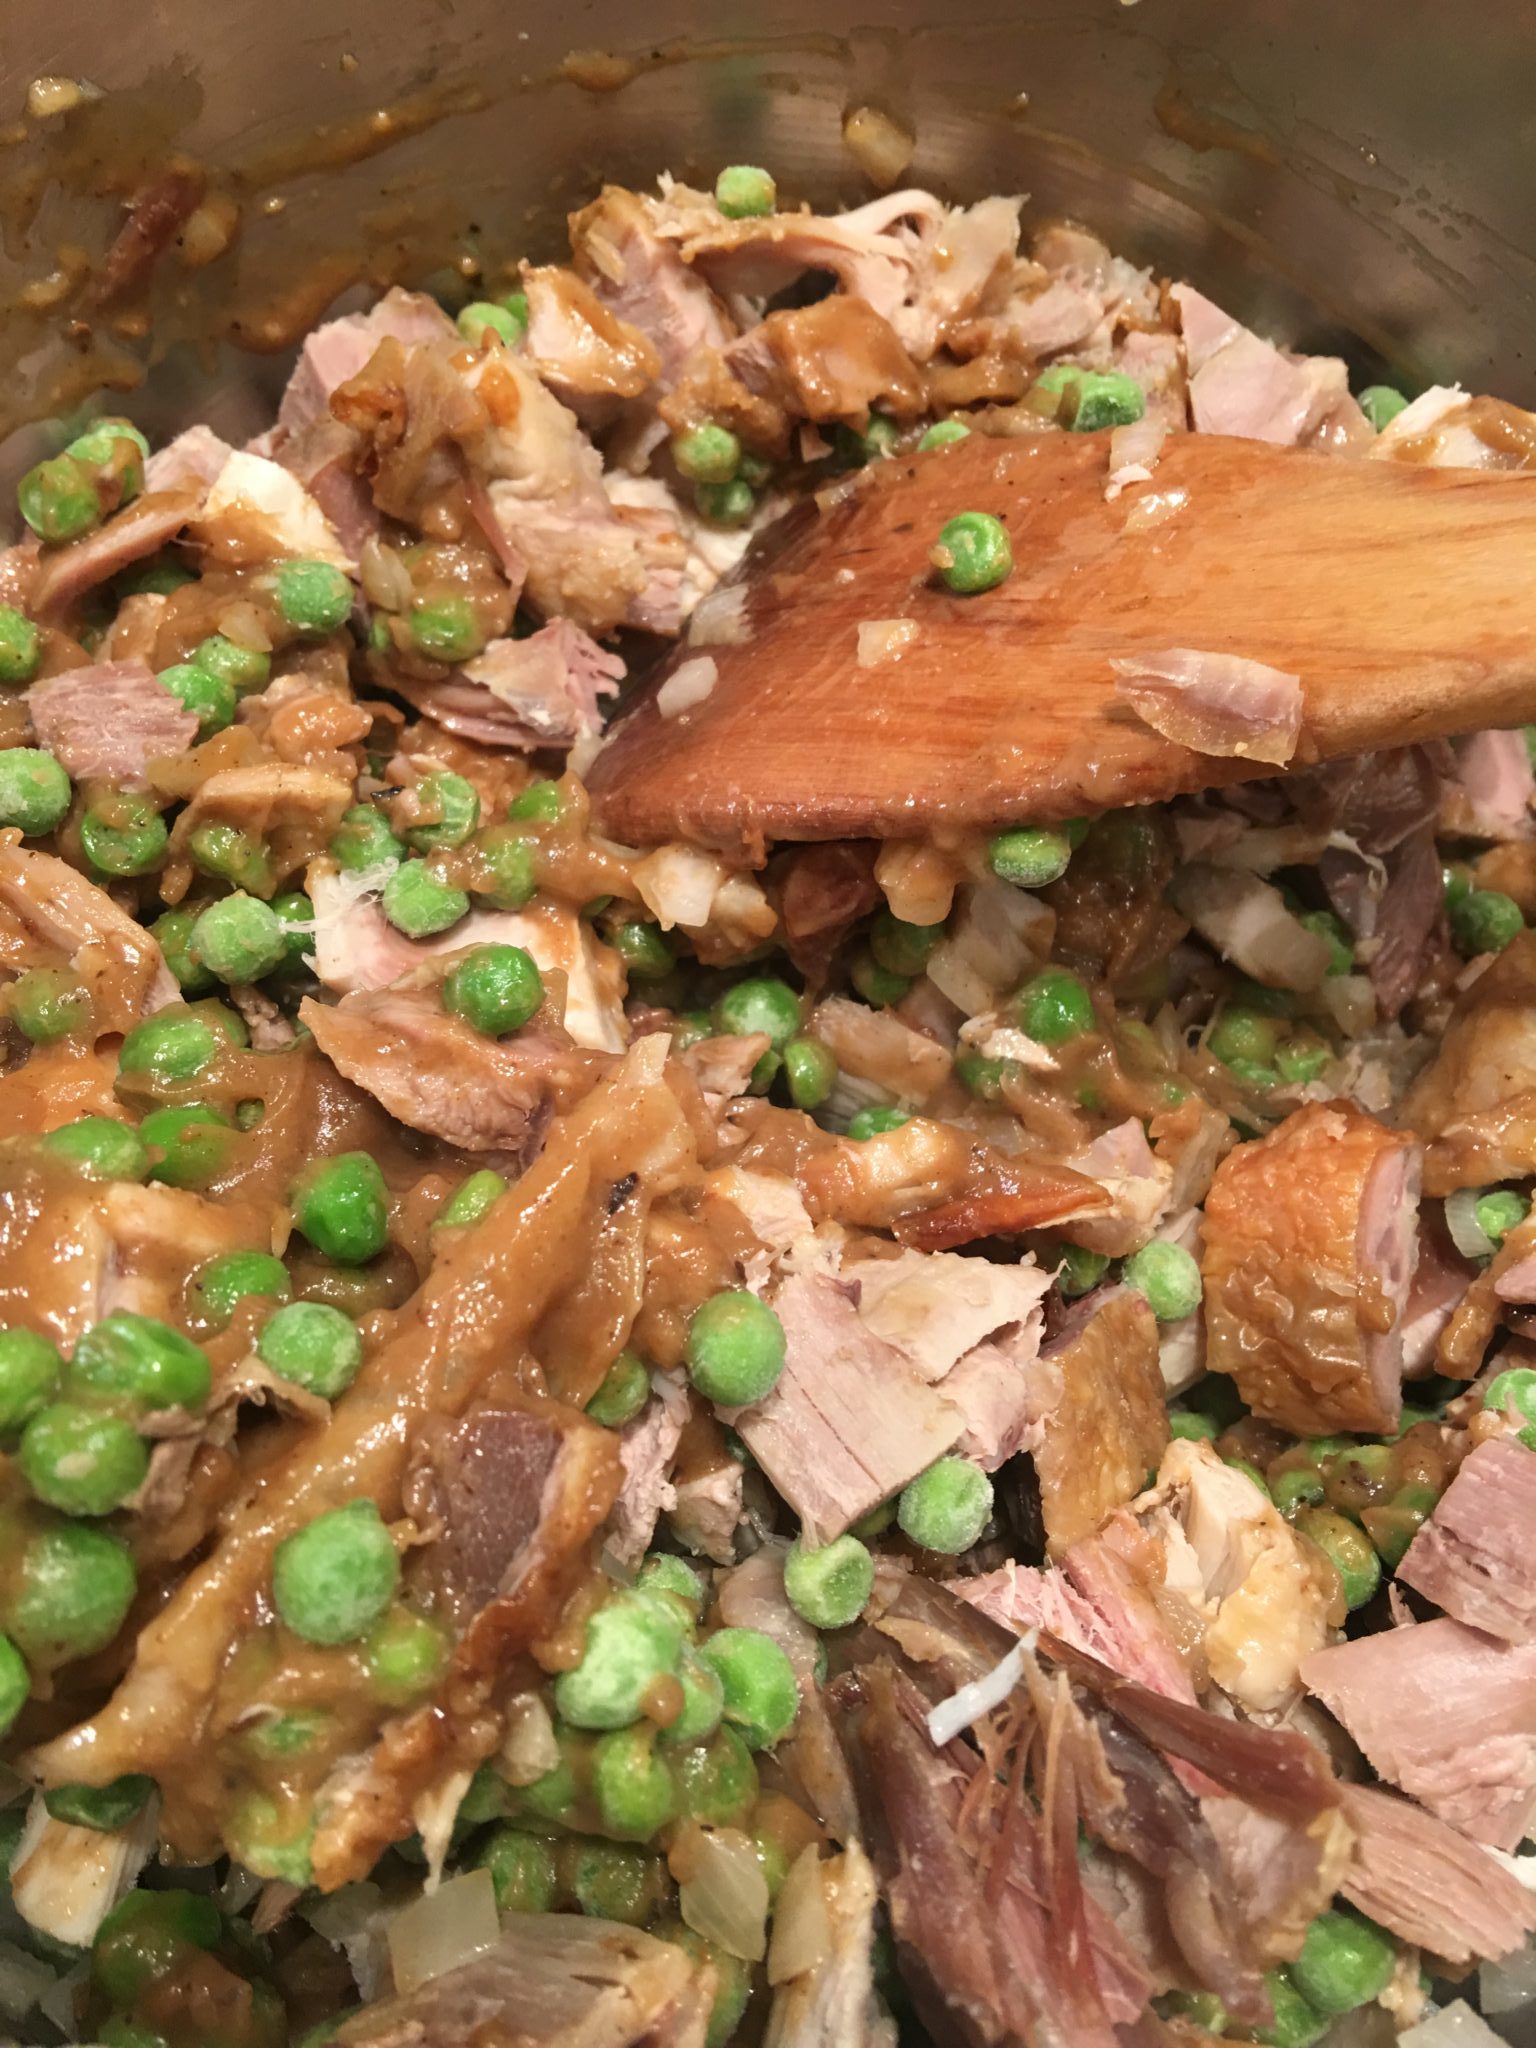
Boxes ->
[587,431,1536,858]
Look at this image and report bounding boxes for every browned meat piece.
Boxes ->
[1303,1616,1536,1850]
[1031,1289,1167,1553]
[776,841,881,979]
[29,1042,694,1881]
[677,1032,771,1100]
[725,298,925,427]
[1334,1783,1536,1968]
[808,995,951,1107]
[332,1914,711,2047]
[238,673,372,765]
[92,166,206,304]
[299,985,606,1158]
[762,1843,884,2048]
[276,288,454,441]
[1202,1101,1422,1434]
[607,1372,688,1567]
[165,761,353,891]
[143,424,234,494]
[30,487,203,618]
[729,1271,965,1543]
[27,661,198,785]
[397,621,623,751]
[0,845,178,1032]
[522,265,662,422]
[570,186,736,382]
[1402,930,1536,1192]
[1395,1438,1536,1642]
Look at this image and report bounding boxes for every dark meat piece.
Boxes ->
[398,622,624,752]
[299,984,607,1159]
[1395,1437,1536,1642]
[1303,1615,1536,1850]
[776,841,881,980]
[1201,1101,1421,1434]
[27,661,197,785]
[0,844,178,1031]
[92,166,206,304]
[332,1914,711,2047]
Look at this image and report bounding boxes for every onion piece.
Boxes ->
[501,1692,561,1786]
[657,655,718,719]
[767,1845,832,1986]
[1109,416,1167,477]
[633,844,728,931]
[1400,2001,1507,2048]
[928,1634,1032,1747]
[842,104,915,189]
[0,1938,56,2027]
[688,583,751,648]
[387,1867,500,1995]
[1169,865,1332,991]
[359,536,414,612]
[1481,1940,1536,2018]
[673,1823,770,1961]
[1444,1188,1496,1263]
[856,618,919,668]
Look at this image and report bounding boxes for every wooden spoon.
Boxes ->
[586,431,1536,858]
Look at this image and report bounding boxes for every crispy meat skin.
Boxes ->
[1403,928,1536,1192]
[1201,1100,1421,1433]
[1032,1288,1169,1554]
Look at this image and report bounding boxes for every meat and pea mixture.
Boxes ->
[0,163,1530,2048]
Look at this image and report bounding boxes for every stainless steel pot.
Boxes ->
[1,0,1532,481]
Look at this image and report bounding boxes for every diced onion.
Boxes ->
[213,598,273,653]
[856,618,919,668]
[657,655,718,719]
[689,584,751,648]
[0,1939,55,2025]
[842,104,915,189]
[1480,1940,1536,2018]
[633,844,727,931]
[1319,972,1379,1037]
[673,1823,769,1962]
[501,1692,561,1786]
[387,1867,500,1995]
[1444,1188,1496,1263]
[875,841,959,928]
[767,1845,831,1986]
[359,537,414,613]
[1400,2001,1506,2048]
[927,1636,1030,1747]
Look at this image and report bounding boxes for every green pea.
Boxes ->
[849,951,911,1008]
[273,1500,400,1646]
[244,1707,330,1760]
[663,1649,725,1747]
[686,1290,785,1406]
[273,558,353,635]
[1168,1409,1221,1444]
[382,859,469,937]
[0,1633,28,1737]
[1450,887,1523,956]
[613,919,677,980]
[1016,967,1095,1045]
[190,892,287,984]
[637,1553,706,1617]
[192,633,271,695]
[70,1311,211,1412]
[403,770,480,852]
[1121,1241,1202,1322]
[1257,1968,1329,2048]
[67,417,149,471]
[270,889,313,963]
[469,824,536,910]
[1290,1909,1396,2016]
[1271,1466,1326,1515]
[8,967,89,1045]
[8,1520,137,1665]
[1275,1033,1331,1086]
[20,1402,148,1516]
[115,556,196,599]
[869,908,943,979]
[587,1349,651,1428]
[592,1721,679,1840]
[674,1723,759,1828]
[140,1102,235,1189]
[435,1168,507,1230]
[118,1007,221,1086]
[1297,909,1353,976]
[935,511,1012,594]
[507,779,564,824]
[442,942,543,1035]
[654,1922,751,2048]
[0,748,71,837]
[256,1300,363,1399]
[473,1825,558,1913]
[713,976,801,1048]
[1208,1005,1286,1068]
[156,661,235,738]
[695,478,755,526]
[44,1773,154,1832]
[291,1151,390,1265]
[1484,1364,1536,1427]
[189,1249,290,1329]
[91,1888,222,2008]
[1358,385,1408,431]
[18,454,101,543]
[0,607,40,686]
[715,164,777,217]
[918,418,971,451]
[1361,1483,1439,1568]
[0,1329,62,1433]
[552,1589,687,1731]
[783,1532,874,1629]
[409,596,485,664]
[562,1839,665,1924]
[1054,1243,1110,1297]
[1066,369,1146,431]
[187,820,273,894]
[898,1457,993,1554]
[954,1051,1015,1103]
[332,803,405,872]
[988,826,1073,889]
[847,1104,910,1140]
[1295,1506,1382,1610]
[782,1036,837,1110]
[672,424,741,484]
[226,1791,315,1885]
[698,1626,798,1750]
[363,1604,449,1704]
[457,300,524,347]
[79,792,167,877]
[1475,1187,1529,1248]
[149,907,216,995]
